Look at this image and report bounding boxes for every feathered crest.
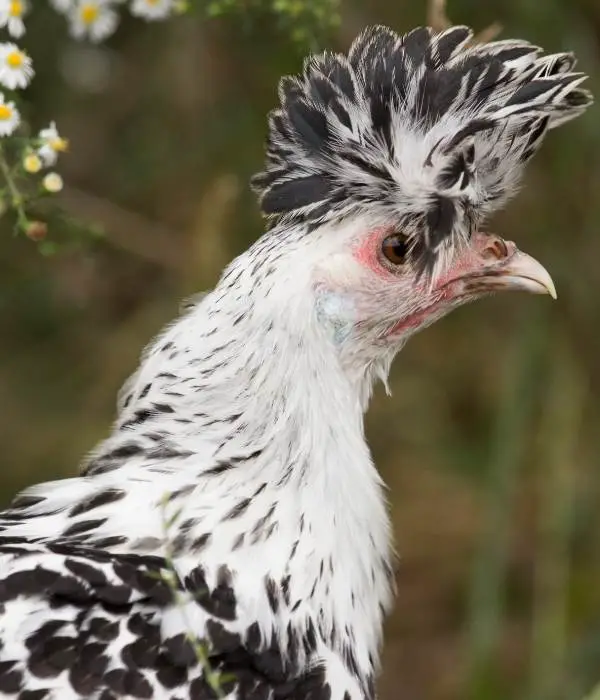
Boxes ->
[251,25,592,272]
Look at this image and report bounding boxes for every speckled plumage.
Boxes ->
[0,224,391,700]
[0,24,591,700]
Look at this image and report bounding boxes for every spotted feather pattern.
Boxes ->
[0,541,329,699]
[252,25,592,273]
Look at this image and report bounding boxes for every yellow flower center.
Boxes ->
[80,3,99,24]
[0,104,13,121]
[6,51,23,69]
[145,0,160,4]
[9,0,23,17]
[24,153,42,173]
[50,137,69,152]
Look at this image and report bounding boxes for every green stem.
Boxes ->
[159,495,225,697]
[583,683,600,700]
[0,145,27,231]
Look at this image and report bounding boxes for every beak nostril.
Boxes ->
[483,236,509,261]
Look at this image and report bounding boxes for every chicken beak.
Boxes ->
[456,234,558,301]
[492,250,557,299]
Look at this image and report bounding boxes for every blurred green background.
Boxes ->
[0,1,599,699]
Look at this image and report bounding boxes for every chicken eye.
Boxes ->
[381,233,409,266]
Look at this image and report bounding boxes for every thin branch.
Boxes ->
[58,185,183,269]
[427,0,451,32]
[426,0,502,43]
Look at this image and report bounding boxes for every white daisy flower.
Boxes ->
[0,43,33,89]
[37,122,69,167]
[49,0,74,12]
[42,172,64,193]
[0,93,19,136]
[130,0,173,20]
[0,0,29,39]
[68,0,118,42]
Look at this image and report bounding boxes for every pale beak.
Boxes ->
[456,234,557,300]
[492,250,557,299]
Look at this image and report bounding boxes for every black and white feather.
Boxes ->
[252,25,591,272]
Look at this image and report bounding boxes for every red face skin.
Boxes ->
[353,228,557,337]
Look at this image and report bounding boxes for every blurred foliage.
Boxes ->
[199,0,341,45]
[0,0,340,244]
[0,1,599,700]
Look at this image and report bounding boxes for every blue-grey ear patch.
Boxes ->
[315,291,355,345]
